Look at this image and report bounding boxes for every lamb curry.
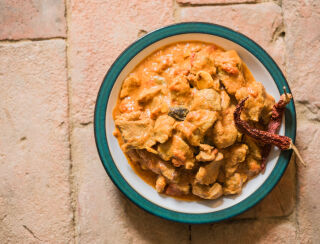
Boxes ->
[113,42,275,200]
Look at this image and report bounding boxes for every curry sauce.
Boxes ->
[113,41,275,200]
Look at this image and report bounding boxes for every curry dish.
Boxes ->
[113,41,275,200]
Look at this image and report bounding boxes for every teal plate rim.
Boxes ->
[94,22,296,224]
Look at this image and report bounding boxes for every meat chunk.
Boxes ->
[235,81,272,121]
[175,120,201,146]
[190,47,217,75]
[224,144,249,177]
[220,90,230,110]
[120,75,141,98]
[192,183,223,200]
[137,86,162,104]
[215,50,246,95]
[223,173,243,195]
[157,135,195,169]
[115,112,156,151]
[154,115,175,143]
[156,175,167,193]
[195,160,222,185]
[191,89,221,111]
[165,182,190,196]
[212,106,238,148]
[136,150,179,182]
[196,144,218,162]
[169,75,191,105]
[244,135,262,160]
[119,96,141,113]
[247,156,261,176]
[177,110,218,146]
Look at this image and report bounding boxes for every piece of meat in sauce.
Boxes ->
[235,81,275,122]
[154,115,175,143]
[165,182,190,196]
[192,183,223,200]
[169,75,191,105]
[196,144,219,162]
[134,150,179,183]
[191,89,221,111]
[115,112,156,151]
[137,85,163,104]
[212,105,238,149]
[120,74,141,98]
[223,173,243,195]
[195,153,223,185]
[190,46,218,75]
[157,135,195,169]
[224,144,249,177]
[215,50,246,95]
[176,110,218,146]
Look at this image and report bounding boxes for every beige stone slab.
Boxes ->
[178,0,256,4]
[72,125,189,243]
[0,0,66,40]
[68,0,175,125]
[283,0,320,121]
[283,1,320,241]
[191,219,297,244]
[0,40,72,243]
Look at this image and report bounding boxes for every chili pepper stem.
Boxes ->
[283,86,289,101]
[289,142,307,167]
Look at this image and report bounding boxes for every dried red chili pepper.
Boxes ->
[261,88,292,169]
[234,96,306,167]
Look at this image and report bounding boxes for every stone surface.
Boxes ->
[191,219,297,244]
[178,0,256,4]
[72,125,189,243]
[237,156,296,219]
[0,40,72,243]
[179,2,286,70]
[0,0,66,40]
[68,0,174,125]
[283,0,320,122]
[295,122,320,243]
[283,1,320,241]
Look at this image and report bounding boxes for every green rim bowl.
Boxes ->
[94,22,296,223]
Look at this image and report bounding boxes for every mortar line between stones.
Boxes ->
[0,37,66,44]
[176,1,258,8]
[280,1,300,239]
[64,0,77,243]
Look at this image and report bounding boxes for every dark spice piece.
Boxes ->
[168,106,189,121]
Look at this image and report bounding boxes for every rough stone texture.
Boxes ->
[0,0,66,40]
[72,125,189,243]
[295,122,320,243]
[179,2,286,71]
[283,0,320,122]
[68,0,174,125]
[178,0,256,4]
[283,1,320,242]
[0,40,72,243]
[191,219,298,244]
